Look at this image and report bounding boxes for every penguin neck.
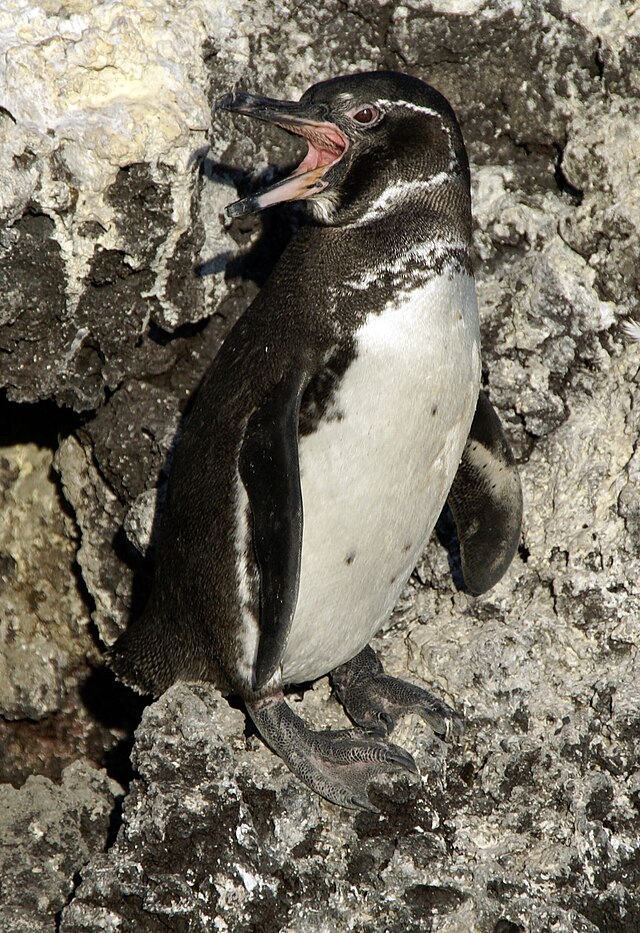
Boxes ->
[310,171,472,242]
[287,206,474,319]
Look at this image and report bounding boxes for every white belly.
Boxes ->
[281,272,481,684]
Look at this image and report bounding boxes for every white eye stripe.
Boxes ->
[376,98,441,118]
[354,174,451,225]
[375,98,458,173]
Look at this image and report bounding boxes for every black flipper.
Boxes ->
[239,369,307,690]
[447,391,522,595]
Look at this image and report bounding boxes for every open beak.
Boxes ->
[216,92,349,218]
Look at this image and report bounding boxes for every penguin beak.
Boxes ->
[216,91,349,218]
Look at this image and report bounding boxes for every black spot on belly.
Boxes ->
[403,543,412,553]
[299,340,356,436]
[389,574,396,585]
[345,551,356,565]
[432,405,438,416]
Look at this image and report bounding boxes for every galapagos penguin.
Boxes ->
[109,71,522,810]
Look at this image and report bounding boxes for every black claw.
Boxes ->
[349,794,379,813]
[363,723,389,738]
[390,747,418,774]
[378,710,395,734]
[431,712,465,740]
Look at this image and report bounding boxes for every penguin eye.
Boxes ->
[349,104,381,126]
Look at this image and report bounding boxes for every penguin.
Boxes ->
[109,71,522,810]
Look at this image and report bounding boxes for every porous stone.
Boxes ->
[1,0,639,930]
[0,0,229,410]
[0,761,121,933]
[0,442,91,721]
[59,684,466,932]
[55,433,132,644]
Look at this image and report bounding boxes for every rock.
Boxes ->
[59,684,465,932]
[0,1,236,410]
[1,0,640,930]
[54,433,132,645]
[0,443,92,721]
[0,761,121,933]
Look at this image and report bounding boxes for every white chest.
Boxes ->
[281,271,481,684]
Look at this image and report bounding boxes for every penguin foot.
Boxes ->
[331,645,464,740]
[247,693,418,811]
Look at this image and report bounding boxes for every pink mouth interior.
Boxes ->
[276,122,349,177]
[227,118,350,216]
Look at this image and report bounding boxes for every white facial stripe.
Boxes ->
[340,237,468,291]
[376,97,458,173]
[355,173,450,224]
[377,98,441,118]
[306,97,459,225]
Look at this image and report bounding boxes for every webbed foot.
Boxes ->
[247,693,417,811]
[331,645,464,739]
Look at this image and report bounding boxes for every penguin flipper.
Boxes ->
[447,390,522,595]
[239,369,306,690]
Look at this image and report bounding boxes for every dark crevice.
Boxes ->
[105,792,127,850]
[554,143,584,204]
[54,869,83,931]
[148,316,211,347]
[594,36,605,81]
[0,105,17,124]
[79,665,151,788]
[0,390,83,449]
[518,543,531,564]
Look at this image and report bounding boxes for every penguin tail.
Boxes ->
[105,612,175,698]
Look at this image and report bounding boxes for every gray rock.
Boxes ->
[55,433,132,645]
[0,761,121,932]
[0,444,92,721]
[1,0,639,930]
[60,684,468,932]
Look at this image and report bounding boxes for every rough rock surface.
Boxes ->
[1,0,639,930]
[0,442,90,721]
[0,761,121,932]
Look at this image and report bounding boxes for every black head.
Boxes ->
[216,71,470,228]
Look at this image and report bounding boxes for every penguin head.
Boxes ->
[216,71,470,228]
